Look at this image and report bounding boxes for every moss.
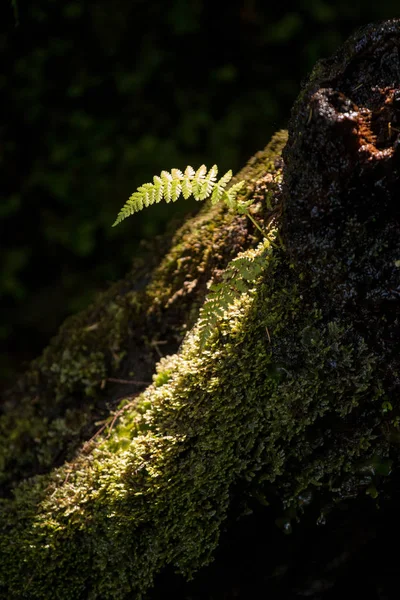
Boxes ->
[0,132,287,492]
[0,280,144,491]
[1,76,395,597]
[0,132,391,596]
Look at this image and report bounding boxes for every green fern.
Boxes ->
[197,232,276,348]
[113,164,280,348]
[113,165,246,227]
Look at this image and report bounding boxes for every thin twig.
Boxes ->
[107,377,151,385]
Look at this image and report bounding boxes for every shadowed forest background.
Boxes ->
[1,0,400,390]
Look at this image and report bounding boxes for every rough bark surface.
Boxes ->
[1,20,399,599]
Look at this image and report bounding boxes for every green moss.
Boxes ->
[2,129,388,598]
[0,135,390,596]
[0,284,142,490]
[0,130,288,496]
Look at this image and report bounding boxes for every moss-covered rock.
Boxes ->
[1,20,400,600]
[0,131,285,496]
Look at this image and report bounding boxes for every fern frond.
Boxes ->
[153,176,163,203]
[197,233,277,349]
[229,180,246,199]
[112,162,282,351]
[210,185,225,205]
[161,171,172,203]
[171,168,184,179]
[191,164,207,200]
[138,183,154,208]
[113,164,247,226]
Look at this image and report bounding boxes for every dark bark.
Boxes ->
[283,19,400,400]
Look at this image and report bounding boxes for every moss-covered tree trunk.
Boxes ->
[1,20,400,599]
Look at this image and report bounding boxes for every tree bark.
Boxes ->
[1,20,399,599]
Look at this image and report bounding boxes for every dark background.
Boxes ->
[1,0,399,390]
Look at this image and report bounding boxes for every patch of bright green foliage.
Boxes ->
[113,164,250,227]
[113,162,273,238]
[197,234,276,347]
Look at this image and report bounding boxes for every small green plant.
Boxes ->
[197,233,276,347]
[113,164,268,237]
[381,400,393,414]
[113,164,279,348]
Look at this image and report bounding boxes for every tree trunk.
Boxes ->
[1,20,399,599]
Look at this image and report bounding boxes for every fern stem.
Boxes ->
[244,210,269,239]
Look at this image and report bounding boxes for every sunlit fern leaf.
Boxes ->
[194,164,207,183]
[112,164,247,226]
[216,169,233,189]
[225,182,246,209]
[112,163,279,352]
[171,168,184,179]
[191,165,206,200]
[192,183,201,201]
[184,165,195,178]
[199,165,218,200]
[154,177,163,203]
[181,177,192,199]
[197,234,276,349]
[138,183,153,207]
[211,170,234,205]
[171,179,182,201]
[132,193,143,212]
[210,184,225,205]
[161,171,172,203]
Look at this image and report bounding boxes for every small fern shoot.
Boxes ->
[197,232,276,348]
[113,165,246,227]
